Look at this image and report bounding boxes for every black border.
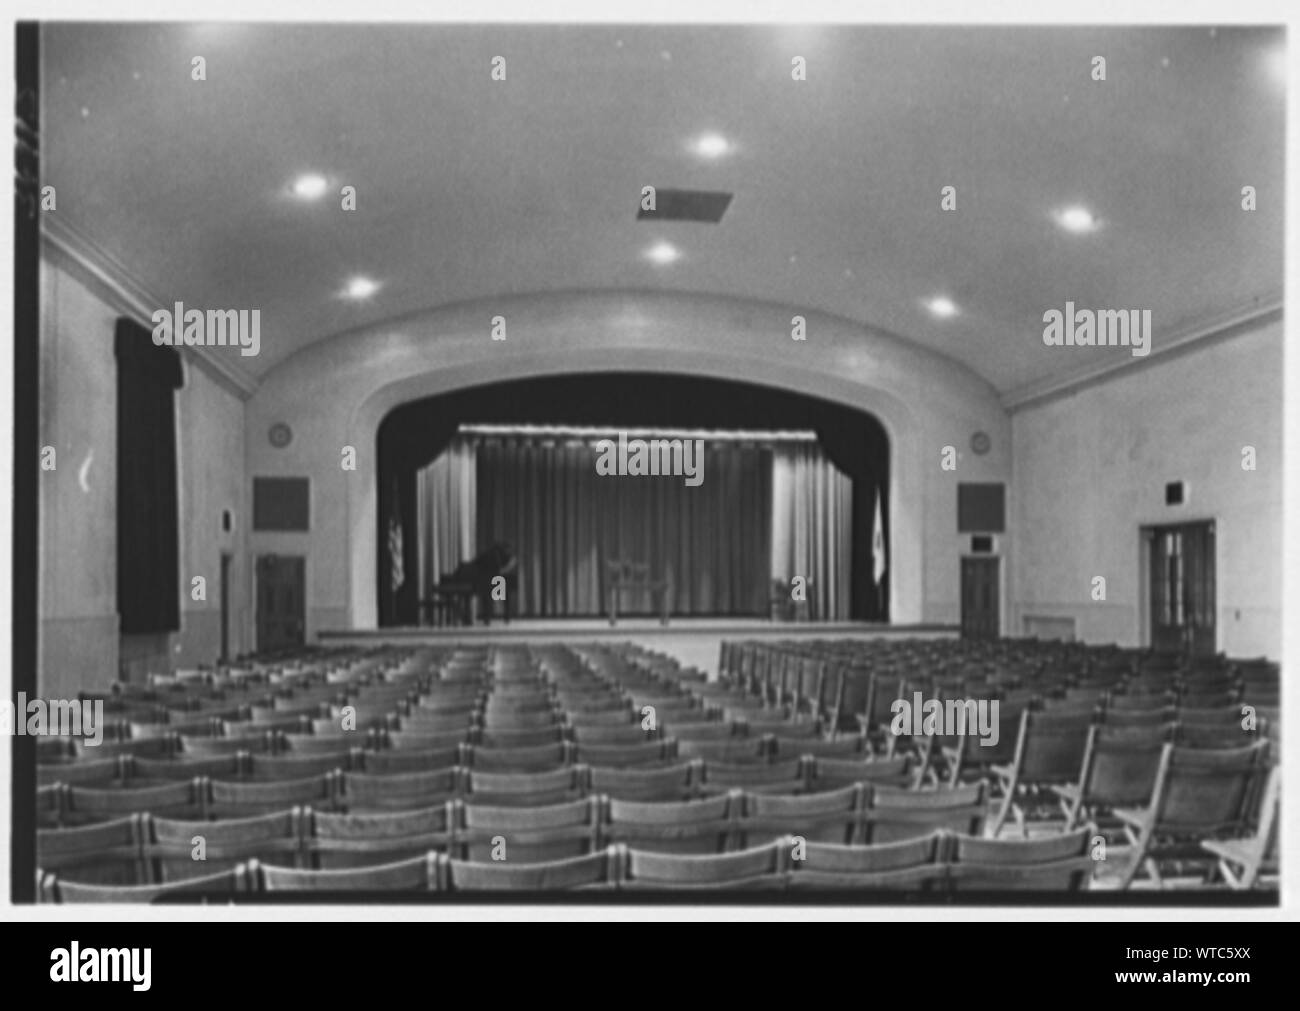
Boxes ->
[12,19,40,905]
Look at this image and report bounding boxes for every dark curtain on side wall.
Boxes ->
[115,318,184,634]
[475,438,772,617]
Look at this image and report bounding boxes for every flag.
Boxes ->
[872,488,886,586]
[388,481,405,593]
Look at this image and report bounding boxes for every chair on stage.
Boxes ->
[606,559,671,626]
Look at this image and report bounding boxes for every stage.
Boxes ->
[318,619,959,678]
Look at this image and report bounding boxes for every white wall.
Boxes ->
[38,249,250,696]
[39,258,120,699]
[1008,315,1282,658]
[245,290,1012,637]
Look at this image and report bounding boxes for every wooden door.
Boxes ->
[256,555,305,652]
[1148,522,1215,657]
[960,557,999,640]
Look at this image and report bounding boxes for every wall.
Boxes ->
[1008,314,1282,658]
[38,257,120,699]
[245,290,1012,638]
[38,247,250,696]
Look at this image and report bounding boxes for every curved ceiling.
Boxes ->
[42,23,1284,393]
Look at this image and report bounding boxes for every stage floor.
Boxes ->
[318,619,959,677]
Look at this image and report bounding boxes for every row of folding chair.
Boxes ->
[38,752,928,826]
[39,827,1104,901]
[39,780,994,893]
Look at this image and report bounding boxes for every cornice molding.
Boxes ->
[40,214,260,400]
[1001,296,1283,413]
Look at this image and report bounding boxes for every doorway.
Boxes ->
[256,554,305,653]
[219,552,233,662]
[960,557,999,640]
[1145,521,1216,657]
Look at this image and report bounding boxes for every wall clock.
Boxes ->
[268,422,293,449]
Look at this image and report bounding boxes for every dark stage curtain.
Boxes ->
[114,318,184,635]
[377,414,460,625]
[811,407,890,621]
[475,438,772,617]
[377,373,889,625]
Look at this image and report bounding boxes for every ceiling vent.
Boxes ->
[638,188,733,223]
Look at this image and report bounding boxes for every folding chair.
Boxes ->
[805,755,912,792]
[1052,725,1166,831]
[602,793,738,854]
[1201,763,1280,890]
[50,865,250,903]
[619,840,787,890]
[736,784,864,846]
[179,731,270,757]
[147,810,304,881]
[570,724,653,747]
[38,757,123,788]
[478,726,566,749]
[786,831,947,890]
[247,751,355,780]
[207,773,336,818]
[588,761,697,802]
[38,816,146,890]
[402,710,479,734]
[340,768,461,812]
[989,710,1093,837]
[255,853,440,892]
[699,758,805,795]
[940,702,1029,786]
[360,746,462,775]
[464,767,585,807]
[864,783,987,843]
[308,804,455,869]
[387,728,473,751]
[443,848,620,891]
[465,742,570,772]
[63,780,207,825]
[454,797,601,863]
[571,740,676,768]
[1116,742,1269,889]
[667,720,739,743]
[678,737,769,764]
[948,826,1097,891]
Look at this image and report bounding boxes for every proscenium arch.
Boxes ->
[349,352,922,630]
[244,290,1008,633]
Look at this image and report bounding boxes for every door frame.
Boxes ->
[1138,517,1218,653]
[960,554,1001,640]
[254,553,307,653]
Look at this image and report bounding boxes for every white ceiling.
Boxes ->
[42,23,1285,392]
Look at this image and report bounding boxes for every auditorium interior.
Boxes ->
[27,23,1284,899]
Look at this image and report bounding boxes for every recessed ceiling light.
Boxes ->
[341,276,381,300]
[926,296,958,318]
[691,132,732,159]
[645,241,681,266]
[1055,206,1098,233]
[291,174,329,200]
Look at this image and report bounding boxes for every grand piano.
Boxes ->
[419,542,518,627]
